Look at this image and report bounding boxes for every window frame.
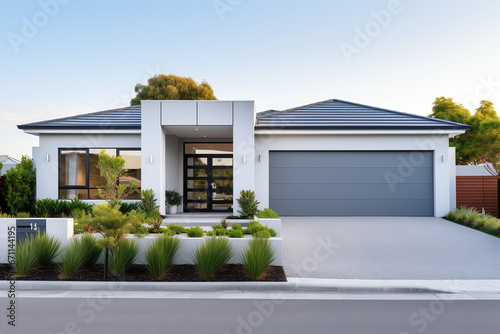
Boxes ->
[58,147,141,200]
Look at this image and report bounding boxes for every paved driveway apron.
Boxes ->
[281,217,500,279]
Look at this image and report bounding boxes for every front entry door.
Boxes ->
[184,145,233,212]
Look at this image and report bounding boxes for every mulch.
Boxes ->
[0,263,287,282]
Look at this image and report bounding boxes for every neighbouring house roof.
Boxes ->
[18,105,141,131]
[255,99,471,130]
[0,155,20,164]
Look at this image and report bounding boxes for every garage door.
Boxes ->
[269,151,434,216]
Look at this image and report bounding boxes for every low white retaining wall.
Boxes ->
[0,218,74,263]
[125,235,283,266]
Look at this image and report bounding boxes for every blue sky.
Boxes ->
[1,0,500,158]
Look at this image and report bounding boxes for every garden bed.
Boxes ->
[0,263,286,282]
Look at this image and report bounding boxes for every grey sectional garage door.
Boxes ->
[269,151,434,216]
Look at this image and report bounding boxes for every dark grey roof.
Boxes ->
[18,105,141,130]
[256,99,471,130]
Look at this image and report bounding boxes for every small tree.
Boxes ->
[97,150,137,206]
[237,190,260,219]
[5,156,36,214]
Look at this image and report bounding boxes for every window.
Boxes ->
[59,148,141,200]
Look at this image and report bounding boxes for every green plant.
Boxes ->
[254,229,271,239]
[187,226,204,237]
[108,239,139,277]
[139,189,159,214]
[70,208,86,219]
[231,224,242,230]
[220,218,228,229]
[66,198,93,215]
[119,201,140,214]
[5,156,36,215]
[79,233,102,268]
[256,208,279,219]
[165,190,183,206]
[241,238,276,280]
[167,224,186,234]
[97,150,138,206]
[33,232,61,267]
[244,221,276,237]
[193,237,233,278]
[14,236,38,276]
[16,212,30,218]
[237,190,260,219]
[227,229,244,238]
[145,235,181,279]
[59,239,85,278]
[446,206,500,238]
[35,198,65,217]
[146,210,164,232]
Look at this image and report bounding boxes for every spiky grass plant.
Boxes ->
[241,238,276,280]
[193,237,233,279]
[59,239,84,278]
[80,233,102,268]
[108,239,139,277]
[33,232,61,267]
[145,236,181,279]
[14,236,38,276]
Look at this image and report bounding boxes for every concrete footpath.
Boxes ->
[3,278,500,295]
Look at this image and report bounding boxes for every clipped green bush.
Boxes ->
[14,236,38,276]
[194,237,233,278]
[80,233,102,268]
[16,212,30,218]
[254,229,271,239]
[231,223,242,230]
[187,226,204,237]
[256,208,279,219]
[33,232,61,267]
[108,239,139,277]
[241,238,276,280]
[5,156,36,215]
[244,221,276,237]
[139,189,159,214]
[167,224,186,234]
[59,239,84,278]
[145,235,181,279]
[119,202,140,214]
[237,190,260,219]
[227,229,244,238]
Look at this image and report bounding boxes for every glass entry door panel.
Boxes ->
[184,143,233,212]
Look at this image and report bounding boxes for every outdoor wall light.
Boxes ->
[150,155,154,164]
[46,154,50,162]
[441,155,444,162]
[243,155,246,163]
[258,155,262,162]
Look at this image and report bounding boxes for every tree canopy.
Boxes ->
[429,97,500,174]
[130,74,217,105]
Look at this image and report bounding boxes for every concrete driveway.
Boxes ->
[282,217,500,279]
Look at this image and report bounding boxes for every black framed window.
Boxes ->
[59,148,141,200]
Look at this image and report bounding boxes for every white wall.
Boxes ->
[141,101,166,214]
[254,132,452,217]
[35,134,141,200]
[233,101,256,214]
[456,164,493,176]
[449,147,457,212]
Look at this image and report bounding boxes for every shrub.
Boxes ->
[231,224,242,230]
[5,156,36,215]
[241,238,276,280]
[256,208,279,219]
[212,225,227,236]
[237,190,260,219]
[167,224,186,234]
[446,206,500,238]
[108,239,139,277]
[119,202,140,214]
[146,210,164,233]
[187,226,204,237]
[220,218,228,229]
[14,236,38,276]
[66,198,93,215]
[70,208,86,219]
[228,229,244,238]
[145,235,181,279]
[16,212,30,218]
[80,234,102,268]
[254,229,271,239]
[59,239,84,278]
[33,232,61,267]
[97,150,138,206]
[36,198,65,218]
[139,189,159,214]
[194,237,233,278]
[244,221,276,237]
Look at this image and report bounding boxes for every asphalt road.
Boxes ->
[281,217,500,279]
[1,293,500,334]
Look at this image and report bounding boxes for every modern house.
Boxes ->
[18,99,470,217]
[0,155,21,175]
